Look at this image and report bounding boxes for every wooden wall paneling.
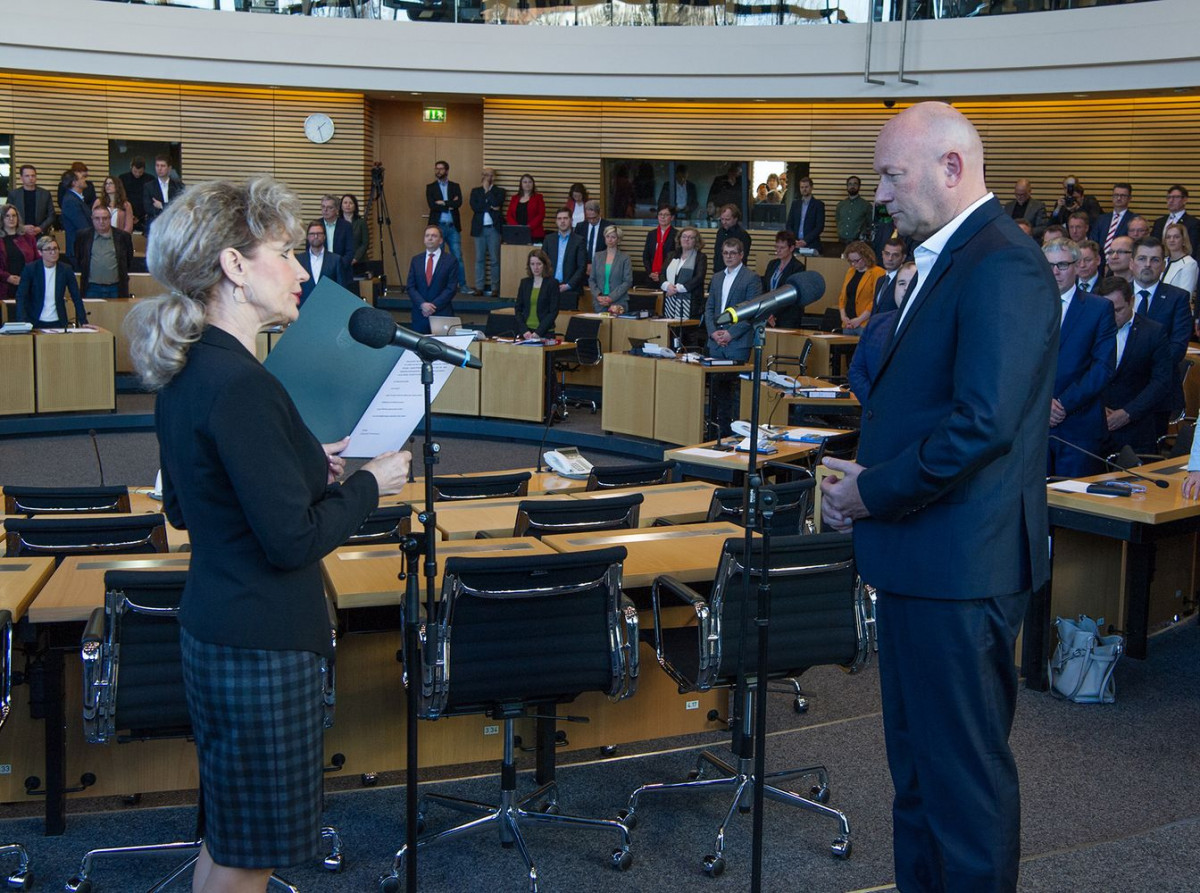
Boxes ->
[100,81,183,143]
[8,76,112,181]
[0,77,14,133]
[269,89,367,221]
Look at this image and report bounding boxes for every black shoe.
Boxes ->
[483,290,495,297]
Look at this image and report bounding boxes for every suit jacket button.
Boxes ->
[865,410,874,420]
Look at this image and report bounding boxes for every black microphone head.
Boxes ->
[348,306,395,349]
[787,271,827,307]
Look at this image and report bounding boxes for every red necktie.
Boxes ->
[425,253,434,285]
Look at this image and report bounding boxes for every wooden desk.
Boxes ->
[431,340,481,416]
[601,352,657,438]
[568,481,719,526]
[384,469,586,506]
[664,438,819,479]
[434,494,570,540]
[0,334,35,415]
[479,340,574,423]
[608,316,693,355]
[1024,458,1199,689]
[33,328,116,413]
[81,299,139,373]
[738,377,861,426]
[28,555,192,625]
[0,557,55,621]
[766,329,860,377]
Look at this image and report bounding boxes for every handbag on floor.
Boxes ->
[1047,614,1124,704]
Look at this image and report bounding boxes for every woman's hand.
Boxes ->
[596,294,611,307]
[322,437,350,484]
[362,450,413,496]
[1183,471,1200,500]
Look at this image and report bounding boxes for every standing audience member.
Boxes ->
[1003,178,1048,230]
[16,236,86,327]
[714,204,751,259]
[1075,240,1103,292]
[58,161,96,210]
[0,205,38,299]
[95,175,135,233]
[507,174,546,242]
[125,175,410,893]
[340,194,368,264]
[1150,185,1200,257]
[297,219,352,305]
[468,168,505,296]
[144,156,184,234]
[120,157,151,231]
[574,200,610,271]
[426,160,466,293]
[761,230,806,328]
[658,164,698,219]
[704,238,760,435]
[848,260,917,403]
[565,183,589,227]
[1162,222,1198,297]
[588,225,632,315]
[406,225,459,334]
[872,238,907,315]
[6,165,54,236]
[1130,236,1192,437]
[514,248,559,339]
[660,226,707,321]
[835,175,872,246]
[75,205,133,297]
[1089,183,1135,252]
[59,168,91,250]
[838,240,883,333]
[641,205,678,286]
[318,194,352,261]
[785,176,825,254]
[543,208,588,311]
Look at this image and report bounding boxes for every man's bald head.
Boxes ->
[873,102,987,241]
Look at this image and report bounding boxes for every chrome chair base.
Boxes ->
[0,844,31,890]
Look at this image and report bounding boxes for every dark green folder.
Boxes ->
[262,279,404,442]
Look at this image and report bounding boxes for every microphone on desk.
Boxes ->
[348,306,482,370]
[713,271,825,328]
[1048,435,1170,488]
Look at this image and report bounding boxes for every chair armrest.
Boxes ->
[651,517,679,527]
[617,594,639,700]
[81,607,109,742]
[82,606,105,644]
[650,575,707,655]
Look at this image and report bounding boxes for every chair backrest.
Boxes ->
[815,429,859,463]
[431,471,532,501]
[563,316,601,343]
[422,547,636,718]
[513,493,643,539]
[585,461,676,491]
[574,337,603,366]
[345,504,413,545]
[705,476,815,536]
[485,311,518,338]
[4,514,170,565]
[659,533,869,692]
[3,485,131,516]
[820,308,843,332]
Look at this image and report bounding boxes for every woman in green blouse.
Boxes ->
[514,248,560,339]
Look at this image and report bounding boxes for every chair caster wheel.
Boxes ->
[6,872,31,891]
[540,803,559,815]
[794,696,808,713]
[617,808,637,830]
[600,744,618,757]
[611,848,632,871]
[323,852,345,872]
[378,875,401,893]
[811,783,830,804]
[702,854,725,877]
[66,879,92,893]
[361,773,378,787]
[416,815,426,834]
[686,769,703,781]
[831,837,851,859]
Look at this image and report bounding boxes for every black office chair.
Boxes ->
[0,609,32,890]
[584,461,676,491]
[485,311,518,339]
[510,493,642,540]
[66,570,342,892]
[431,471,532,501]
[619,534,873,876]
[345,504,413,545]
[552,316,603,418]
[3,486,131,516]
[705,475,816,537]
[3,515,169,565]
[768,341,813,379]
[379,548,638,893]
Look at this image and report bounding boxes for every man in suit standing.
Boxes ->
[704,238,761,435]
[714,204,751,259]
[426,160,466,293]
[785,176,825,254]
[574,200,610,274]
[143,156,184,234]
[406,225,459,334]
[544,209,588,311]
[872,238,907,315]
[1003,178,1048,231]
[1150,185,1200,261]
[318,194,353,261]
[16,236,87,328]
[59,168,91,251]
[468,167,505,296]
[657,163,698,219]
[821,102,1060,893]
[641,205,678,287]
[6,165,54,236]
[1130,236,1192,437]
[1076,240,1103,292]
[1044,238,1117,477]
[75,206,133,298]
[1089,183,1135,254]
[57,162,96,211]
[297,220,352,305]
[1096,276,1172,456]
[120,157,151,232]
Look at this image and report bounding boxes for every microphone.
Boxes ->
[348,306,482,370]
[1049,435,1169,488]
[88,429,105,486]
[714,271,826,328]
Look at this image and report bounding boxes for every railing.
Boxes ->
[110,0,1155,26]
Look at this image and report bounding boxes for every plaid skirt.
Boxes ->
[180,628,325,869]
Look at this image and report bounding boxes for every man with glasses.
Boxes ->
[75,205,133,298]
[1043,238,1116,477]
[1104,235,1135,280]
[1129,236,1191,437]
[1003,178,1048,230]
[1150,185,1200,260]
[1076,240,1103,293]
[704,238,760,435]
[1090,183,1136,253]
[15,237,86,329]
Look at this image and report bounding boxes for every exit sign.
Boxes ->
[423,107,447,124]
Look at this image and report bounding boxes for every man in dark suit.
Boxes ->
[56,161,96,211]
[544,208,588,311]
[75,205,134,297]
[406,226,459,334]
[59,169,91,252]
[761,230,806,328]
[785,176,825,254]
[872,237,907,315]
[318,195,353,261]
[6,164,55,236]
[1130,236,1192,436]
[143,156,184,234]
[1089,182,1135,254]
[704,238,761,435]
[714,204,751,259]
[657,164,698,219]
[1002,178,1049,230]
[468,167,505,296]
[119,157,151,232]
[821,102,1060,893]
[426,160,466,293]
[16,237,87,328]
[297,220,352,305]
[640,206,678,287]
[1076,239,1103,292]
[1044,238,1117,477]
[1150,185,1200,261]
[1095,277,1172,456]
[574,200,611,271]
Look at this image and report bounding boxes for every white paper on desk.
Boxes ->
[676,447,735,459]
[343,335,474,457]
[1047,480,1119,497]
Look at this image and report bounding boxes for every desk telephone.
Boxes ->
[544,447,594,479]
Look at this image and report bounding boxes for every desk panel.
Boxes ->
[33,328,116,413]
[82,299,139,373]
[431,341,481,416]
[601,352,656,438]
[0,335,35,415]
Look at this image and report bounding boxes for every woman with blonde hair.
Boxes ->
[660,226,707,320]
[1162,222,1198,298]
[588,224,632,315]
[838,239,883,333]
[126,176,410,893]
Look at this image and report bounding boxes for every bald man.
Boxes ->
[821,102,1059,893]
[1003,178,1048,230]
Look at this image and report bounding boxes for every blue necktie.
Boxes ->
[556,236,567,280]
